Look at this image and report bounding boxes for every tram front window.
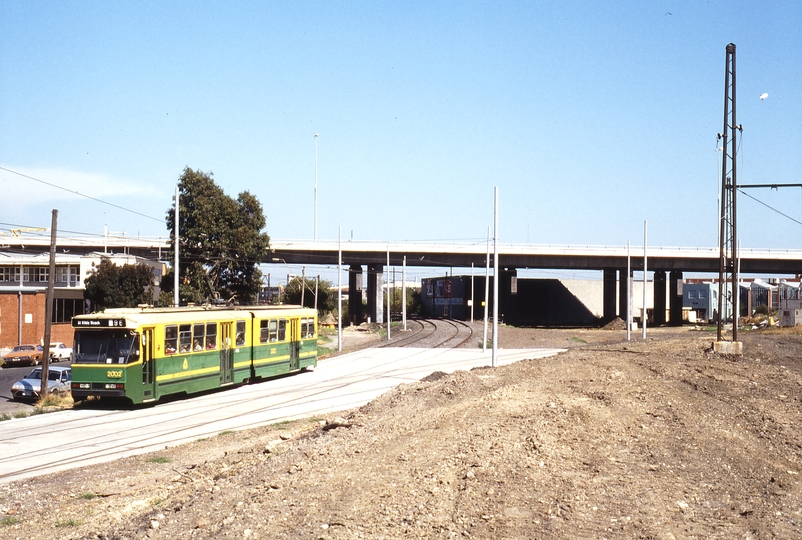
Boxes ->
[74,331,139,364]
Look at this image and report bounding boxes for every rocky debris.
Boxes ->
[2,326,802,539]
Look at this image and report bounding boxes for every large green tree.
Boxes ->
[282,276,334,312]
[164,167,270,305]
[84,260,155,310]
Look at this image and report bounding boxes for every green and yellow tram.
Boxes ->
[70,305,317,404]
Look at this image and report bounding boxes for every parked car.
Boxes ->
[11,366,72,401]
[49,342,73,362]
[2,345,44,367]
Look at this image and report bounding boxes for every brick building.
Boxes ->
[0,252,163,350]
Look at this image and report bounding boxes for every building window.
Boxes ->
[52,298,86,323]
[38,267,49,282]
[70,267,79,286]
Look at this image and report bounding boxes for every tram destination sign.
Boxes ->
[72,318,127,328]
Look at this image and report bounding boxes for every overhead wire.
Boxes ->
[0,165,166,223]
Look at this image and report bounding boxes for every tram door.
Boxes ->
[220,322,234,384]
[141,327,156,401]
[290,318,300,371]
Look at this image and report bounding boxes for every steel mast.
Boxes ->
[717,43,742,343]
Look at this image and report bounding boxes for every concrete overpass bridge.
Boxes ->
[269,240,802,325]
[4,235,801,325]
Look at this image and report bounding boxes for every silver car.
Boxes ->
[11,366,72,401]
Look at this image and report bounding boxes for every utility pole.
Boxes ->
[716,42,743,353]
[41,210,57,398]
[174,186,180,307]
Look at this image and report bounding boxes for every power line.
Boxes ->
[738,188,802,227]
[0,165,166,223]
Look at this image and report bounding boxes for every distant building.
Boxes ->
[682,282,717,322]
[0,252,163,350]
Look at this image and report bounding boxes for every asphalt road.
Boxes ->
[0,358,73,415]
[0,346,564,484]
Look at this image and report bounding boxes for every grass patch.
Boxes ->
[152,497,166,507]
[0,413,11,422]
[12,410,29,419]
[79,492,97,500]
[274,420,292,430]
[147,456,171,464]
[35,393,74,411]
[55,518,83,527]
[217,430,234,436]
[308,417,325,424]
[570,337,587,344]
[1,516,20,526]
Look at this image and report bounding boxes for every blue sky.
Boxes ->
[1,1,800,253]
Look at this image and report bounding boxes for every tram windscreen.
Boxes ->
[74,331,140,364]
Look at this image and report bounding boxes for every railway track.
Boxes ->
[379,318,475,349]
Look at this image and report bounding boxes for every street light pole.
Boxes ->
[314,134,319,242]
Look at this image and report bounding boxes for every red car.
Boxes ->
[2,345,44,367]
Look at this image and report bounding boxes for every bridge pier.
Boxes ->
[348,265,363,324]
[654,271,667,325]
[603,269,617,322]
[367,264,384,324]
[669,270,683,325]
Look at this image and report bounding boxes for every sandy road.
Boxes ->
[0,346,563,484]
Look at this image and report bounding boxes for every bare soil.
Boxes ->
[2,325,802,539]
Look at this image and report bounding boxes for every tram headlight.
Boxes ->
[104,383,124,390]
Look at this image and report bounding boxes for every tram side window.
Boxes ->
[236,320,246,346]
[206,323,217,349]
[260,320,269,343]
[277,319,287,341]
[269,320,279,342]
[179,324,192,353]
[193,323,205,351]
[165,326,178,354]
[302,318,316,338]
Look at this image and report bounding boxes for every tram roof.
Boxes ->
[72,304,316,327]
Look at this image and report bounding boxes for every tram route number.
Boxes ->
[74,318,127,327]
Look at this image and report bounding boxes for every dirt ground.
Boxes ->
[2,324,802,539]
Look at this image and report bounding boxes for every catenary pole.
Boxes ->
[642,220,648,340]
[402,255,407,331]
[627,240,631,341]
[337,226,342,352]
[174,186,179,307]
[483,226,490,353]
[492,187,499,368]
[386,246,391,340]
[470,263,474,324]
[314,134,319,241]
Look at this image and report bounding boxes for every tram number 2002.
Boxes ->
[107,370,123,379]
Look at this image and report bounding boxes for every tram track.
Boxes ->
[379,317,475,349]
[1,319,483,482]
[0,325,480,482]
